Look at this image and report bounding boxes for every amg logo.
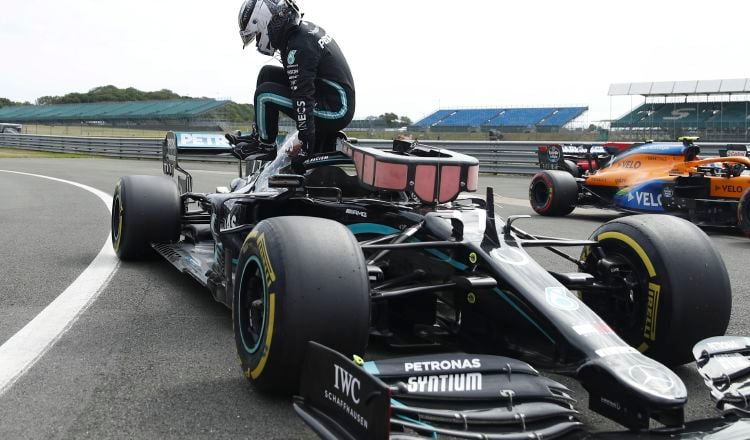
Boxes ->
[643,283,661,341]
[404,359,481,372]
[407,373,482,393]
[715,185,744,193]
[345,209,367,218]
[333,364,360,404]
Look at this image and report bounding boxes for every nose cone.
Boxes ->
[582,353,687,403]
[578,353,687,429]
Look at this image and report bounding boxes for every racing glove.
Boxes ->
[289,141,310,174]
[231,141,277,161]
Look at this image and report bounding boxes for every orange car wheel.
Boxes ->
[529,170,578,216]
[737,188,750,237]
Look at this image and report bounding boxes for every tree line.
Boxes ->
[1,86,412,125]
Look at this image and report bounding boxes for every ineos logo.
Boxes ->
[547,147,561,163]
[333,364,360,404]
[628,365,675,394]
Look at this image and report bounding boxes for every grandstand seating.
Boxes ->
[490,108,552,126]
[414,106,587,129]
[538,107,588,126]
[0,99,229,122]
[440,109,503,127]
[417,110,456,127]
[613,102,750,128]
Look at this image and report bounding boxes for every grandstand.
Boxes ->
[0,99,233,131]
[609,79,750,141]
[412,106,588,133]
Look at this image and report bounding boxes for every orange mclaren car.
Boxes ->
[529,138,750,236]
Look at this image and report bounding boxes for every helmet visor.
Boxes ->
[240,30,257,49]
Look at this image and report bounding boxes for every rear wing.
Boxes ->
[162,131,234,193]
[719,144,750,158]
[537,143,636,171]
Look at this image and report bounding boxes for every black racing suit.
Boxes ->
[254,21,355,153]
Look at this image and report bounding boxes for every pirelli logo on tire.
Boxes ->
[249,230,277,289]
[643,283,661,341]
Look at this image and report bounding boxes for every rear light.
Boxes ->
[342,142,479,204]
[374,161,408,190]
[539,145,548,152]
[414,165,437,202]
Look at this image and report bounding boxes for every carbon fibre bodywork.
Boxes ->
[142,132,749,438]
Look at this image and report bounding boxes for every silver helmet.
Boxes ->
[238,0,301,56]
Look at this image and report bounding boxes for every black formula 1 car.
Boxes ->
[112,131,749,439]
[529,138,750,235]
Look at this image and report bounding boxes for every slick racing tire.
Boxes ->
[529,170,578,216]
[737,188,750,238]
[561,159,581,178]
[580,215,731,366]
[111,175,180,260]
[233,216,370,394]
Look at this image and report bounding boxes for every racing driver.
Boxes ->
[232,0,356,162]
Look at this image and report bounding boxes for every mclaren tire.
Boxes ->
[529,170,578,216]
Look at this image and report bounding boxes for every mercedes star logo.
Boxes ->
[628,365,675,394]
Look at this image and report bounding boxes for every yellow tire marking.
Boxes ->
[250,293,275,379]
[597,232,656,278]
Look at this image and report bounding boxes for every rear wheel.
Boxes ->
[560,160,580,178]
[580,215,731,365]
[233,216,370,394]
[737,189,750,237]
[529,170,578,216]
[111,175,180,260]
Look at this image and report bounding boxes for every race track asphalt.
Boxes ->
[0,157,748,439]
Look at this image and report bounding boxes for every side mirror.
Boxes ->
[268,174,304,189]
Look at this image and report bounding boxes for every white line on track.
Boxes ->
[190,169,237,175]
[0,170,119,396]
[493,194,614,215]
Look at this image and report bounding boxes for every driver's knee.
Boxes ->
[257,65,288,87]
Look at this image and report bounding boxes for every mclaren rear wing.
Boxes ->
[719,144,750,158]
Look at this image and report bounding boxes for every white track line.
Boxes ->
[494,194,614,215]
[0,170,119,396]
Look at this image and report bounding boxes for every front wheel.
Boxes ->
[580,215,731,365]
[233,216,370,394]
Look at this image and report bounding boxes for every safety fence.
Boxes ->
[0,133,728,175]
